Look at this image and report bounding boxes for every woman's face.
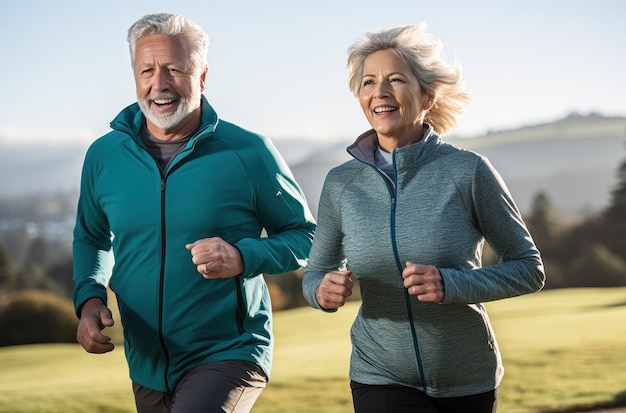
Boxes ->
[358,49,430,145]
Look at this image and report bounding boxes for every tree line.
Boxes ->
[1,154,626,346]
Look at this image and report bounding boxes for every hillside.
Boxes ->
[289,113,626,218]
[0,143,86,197]
[1,113,625,219]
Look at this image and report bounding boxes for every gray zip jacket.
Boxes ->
[302,126,545,398]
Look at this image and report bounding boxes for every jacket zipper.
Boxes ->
[385,155,428,394]
[352,154,429,394]
[134,130,206,394]
[154,143,189,393]
[158,175,171,392]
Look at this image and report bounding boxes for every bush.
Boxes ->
[541,258,565,289]
[566,244,626,288]
[0,290,78,346]
[264,270,308,311]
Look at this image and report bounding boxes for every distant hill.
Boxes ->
[0,143,87,197]
[451,113,626,217]
[1,113,625,219]
[288,113,626,218]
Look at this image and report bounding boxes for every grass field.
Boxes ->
[1,287,625,412]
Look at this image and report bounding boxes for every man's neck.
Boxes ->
[147,108,202,141]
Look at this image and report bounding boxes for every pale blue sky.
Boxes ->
[0,0,624,144]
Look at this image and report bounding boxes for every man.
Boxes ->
[73,13,315,413]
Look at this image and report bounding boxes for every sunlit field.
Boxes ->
[1,287,625,413]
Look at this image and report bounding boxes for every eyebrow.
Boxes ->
[362,71,406,78]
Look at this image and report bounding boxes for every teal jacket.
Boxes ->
[303,126,544,398]
[73,96,315,392]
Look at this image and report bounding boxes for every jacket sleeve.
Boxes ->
[72,143,114,317]
[234,137,316,277]
[302,168,345,311]
[439,157,545,304]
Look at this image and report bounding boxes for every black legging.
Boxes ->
[351,381,498,413]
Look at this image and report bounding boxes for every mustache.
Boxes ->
[146,93,180,101]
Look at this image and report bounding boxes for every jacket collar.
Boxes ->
[346,124,441,188]
[109,95,219,145]
[347,124,440,164]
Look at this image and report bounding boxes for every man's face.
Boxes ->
[133,34,206,132]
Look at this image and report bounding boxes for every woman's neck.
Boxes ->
[377,123,425,152]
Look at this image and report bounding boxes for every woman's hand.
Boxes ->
[402,262,444,303]
[316,269,353,310]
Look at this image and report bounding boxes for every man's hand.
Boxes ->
[402,262,444,303]
[186,237,244,279]
[316,270,353,310]
[76,297,115,354]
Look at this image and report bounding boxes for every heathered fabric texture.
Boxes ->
[302,126,544,398]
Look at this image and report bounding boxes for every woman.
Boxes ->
[302,23,545,413]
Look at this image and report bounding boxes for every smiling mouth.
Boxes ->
[374,106,398,113]
[152,97,177,106]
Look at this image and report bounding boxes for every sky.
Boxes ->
[0,0,625,145]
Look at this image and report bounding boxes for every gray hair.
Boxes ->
[346,23,468,136]
[127,13,209,74]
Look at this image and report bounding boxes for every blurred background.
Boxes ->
[1,0,625,369]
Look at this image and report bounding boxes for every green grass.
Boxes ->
[1,287,625,412]
[487,288,626,412]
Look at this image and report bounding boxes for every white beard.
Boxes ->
[138,88,202,130]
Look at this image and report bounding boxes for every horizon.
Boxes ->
[1,113,623,218]
[0,110,622,147]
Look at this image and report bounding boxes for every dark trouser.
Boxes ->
[351,381,498,413]
[133,360,267,413]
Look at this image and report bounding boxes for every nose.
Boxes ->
[152,68,170,92]
[373,81,390,98]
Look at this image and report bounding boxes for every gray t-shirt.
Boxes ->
[141,126,195,173]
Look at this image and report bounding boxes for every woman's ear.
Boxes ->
[423,95,434,111]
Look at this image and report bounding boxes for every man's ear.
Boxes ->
[200,65,208,91]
